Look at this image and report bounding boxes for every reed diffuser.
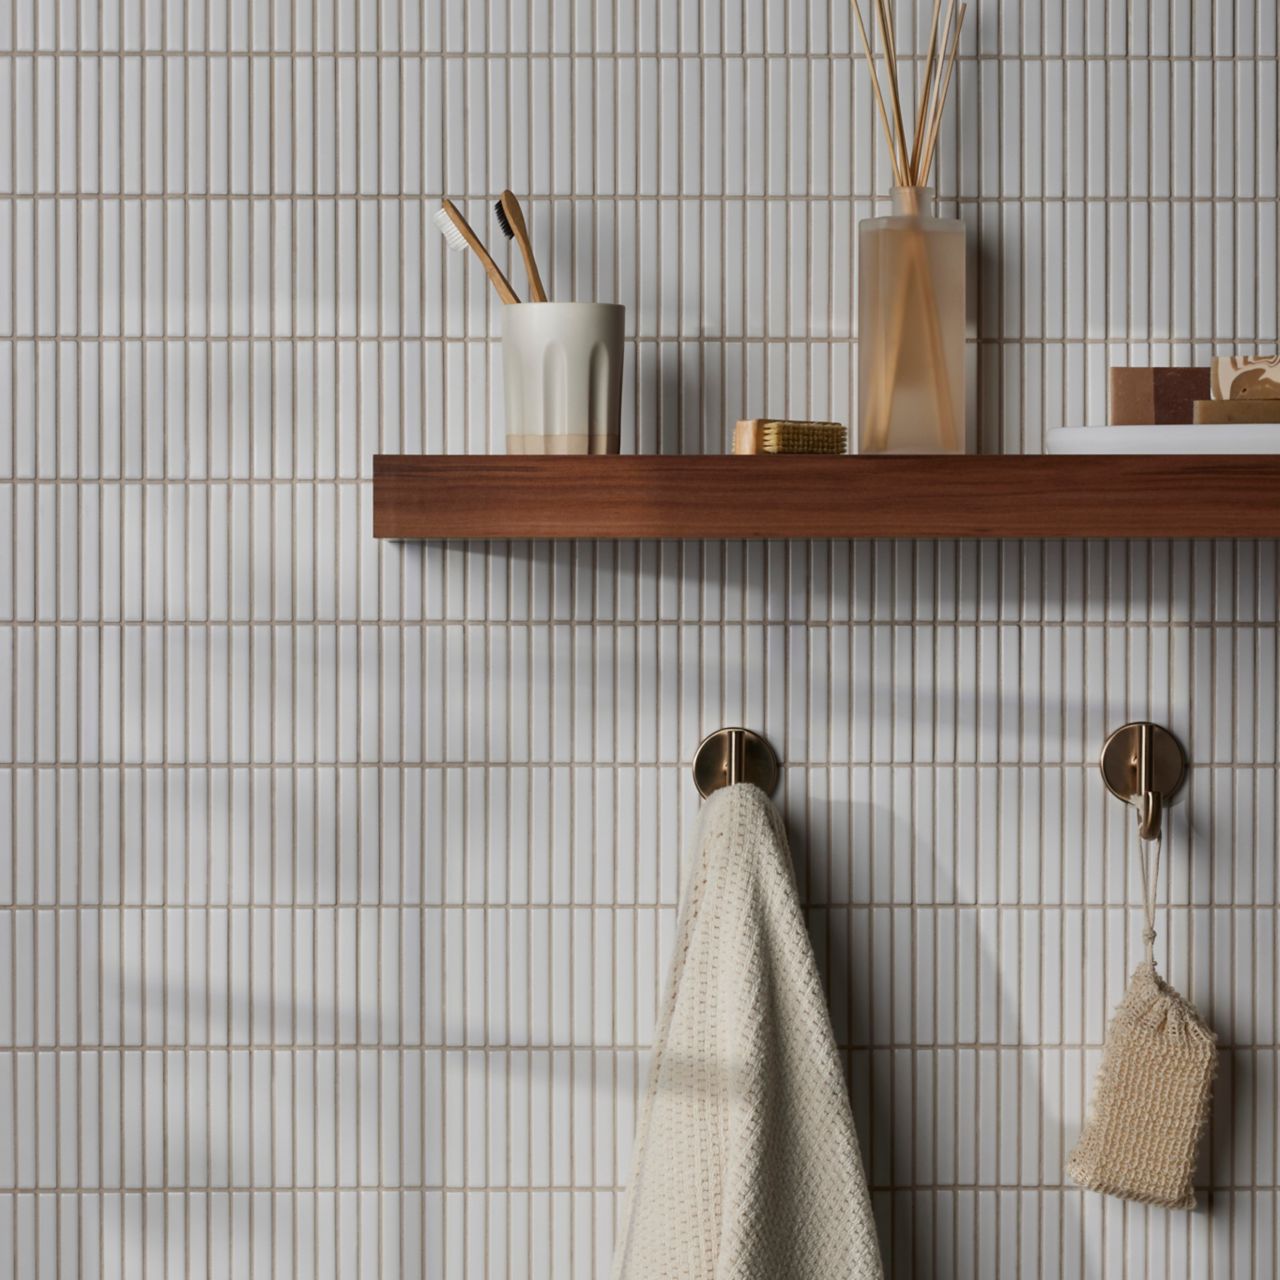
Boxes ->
[853,0,968,454]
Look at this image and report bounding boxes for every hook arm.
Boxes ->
[1136,722,1160,840]
[1137,789,1162,841]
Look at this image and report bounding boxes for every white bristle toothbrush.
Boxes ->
[434,199,520,304]
[494,190,548,302]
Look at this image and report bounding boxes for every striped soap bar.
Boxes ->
[1211,356,1280,400]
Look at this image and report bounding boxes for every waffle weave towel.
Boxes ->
[611,783,883,1280]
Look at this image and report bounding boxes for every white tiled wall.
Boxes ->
[3,1,1280,1276]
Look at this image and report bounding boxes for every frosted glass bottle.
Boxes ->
[857,186,966,454]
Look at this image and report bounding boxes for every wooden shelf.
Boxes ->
[372,454,1280,540]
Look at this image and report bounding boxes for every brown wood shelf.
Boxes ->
[372,454,1280,540]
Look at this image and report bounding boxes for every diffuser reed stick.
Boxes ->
[851,0,967,452]
[919,6,965,184]
[848,0,901,184]
[875,0,912,181]
[909,0,944,180]
[850,0,966,189]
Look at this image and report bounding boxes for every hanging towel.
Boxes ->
[611,783,883,1280]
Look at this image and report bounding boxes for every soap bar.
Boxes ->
[1193,399,1280,424]
[1109,367,1211,425]
[1210,356,1280,400]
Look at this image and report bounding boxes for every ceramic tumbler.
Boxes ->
[502,303,626,454]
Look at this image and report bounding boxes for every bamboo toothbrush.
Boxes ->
[434,199,520,304]
[494,190,548,302]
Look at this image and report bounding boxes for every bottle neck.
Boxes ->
[891,186,935,217]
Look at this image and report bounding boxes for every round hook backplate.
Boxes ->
[1099,722,1187,808]
[692,728,780,799]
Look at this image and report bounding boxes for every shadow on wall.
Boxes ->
[788,788,1226,1276]
[93,769,1235,1277]
[416,537,1230,630]
[790,790,1042,1273]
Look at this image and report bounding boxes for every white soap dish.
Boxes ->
[1047,425,1280,455]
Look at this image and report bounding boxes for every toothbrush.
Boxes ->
[494,190,548,302]
[434,199,521,304]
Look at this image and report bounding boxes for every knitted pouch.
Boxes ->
[1066,836,1217,1209]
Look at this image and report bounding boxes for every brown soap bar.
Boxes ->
[1193,399,1280,424]
[1211,356,1280,400]
[1109,367,1211,425]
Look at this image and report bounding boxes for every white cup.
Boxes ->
[502,303,626,454]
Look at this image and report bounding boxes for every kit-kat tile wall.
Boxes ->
[2,1,1279,1276]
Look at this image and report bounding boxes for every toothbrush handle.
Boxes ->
[501,191,548,302]
[441,199,521,304]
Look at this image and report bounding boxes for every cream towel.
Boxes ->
[612,783,883,1280]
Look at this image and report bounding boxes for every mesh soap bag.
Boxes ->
[1066,834,1218,1209]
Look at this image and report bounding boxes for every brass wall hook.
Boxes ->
[692,728,780,798]
[1100,722,1187,842]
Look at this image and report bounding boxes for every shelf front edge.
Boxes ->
[372,454,1280,540]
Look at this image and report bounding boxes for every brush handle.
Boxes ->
[500,191,548,302]
[441,199,520,305]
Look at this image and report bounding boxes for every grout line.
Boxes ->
[0,899,1274,914]
[0,46,1278,63]
[7,616,1280,632]
[4,1174,1248,1192]
[5,190,1280,207]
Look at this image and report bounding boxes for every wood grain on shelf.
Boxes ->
[372,454,1280,540]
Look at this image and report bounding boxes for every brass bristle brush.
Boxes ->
[733,420,847,455]
[494,190,548,302]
